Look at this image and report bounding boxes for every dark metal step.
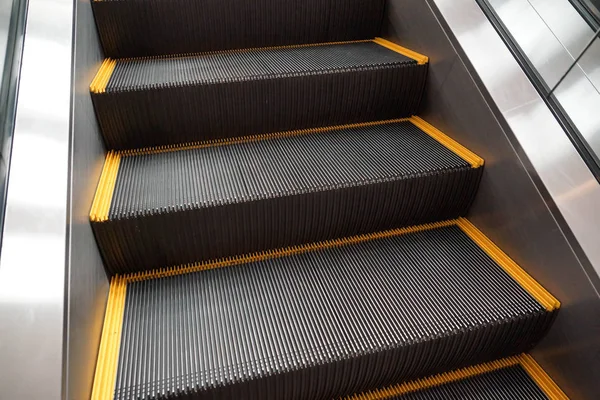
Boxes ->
[90,118,484,275]
[90,40,428,150]
[345,355,568,399]
[90,221,559,400]
[91,0,387,59]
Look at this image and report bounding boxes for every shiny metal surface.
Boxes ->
[440,0,600,279]
[488,0,600,160]
[0,0,74,399]
[65,0,110,399]
[553,48,600,157]
[528,0,600,92]
[0,0,11,81]
[421,0,600,397]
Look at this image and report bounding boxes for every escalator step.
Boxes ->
[90,39,428,150]
[90,118,484,275]
[90,220,559,400]
[345,355,568,399]
[92,0,387,58]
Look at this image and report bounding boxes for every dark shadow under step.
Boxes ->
[90,119,483,275]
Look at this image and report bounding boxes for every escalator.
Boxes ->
[87,1,569,399]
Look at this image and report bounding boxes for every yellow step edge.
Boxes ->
[409,116,484,168]
[91,276,127,400]
[520,354,569,400]
[90,151,121,223]
[456,218,560,312]
[342,354,568,399]
[123,220,457,283]
[373,37,429,65]
[90,59,116,94]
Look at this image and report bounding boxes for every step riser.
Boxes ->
[93,64,427,151]
[93,167,482,275]
[92,0,386,58]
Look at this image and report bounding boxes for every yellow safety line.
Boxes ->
[343,354,568,399]
[123,220,457,283]
[91,276,127,400]
[90,59,116,94]
[410,116,484,168]
[119,119,409,157]
[373,37,429,65]
[456,218,560,311]
[520,354,569,400]
[90,151,121,222]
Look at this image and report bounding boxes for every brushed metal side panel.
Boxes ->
[65,1,109,399]
[0,0,74,398]
[383,1,600,398]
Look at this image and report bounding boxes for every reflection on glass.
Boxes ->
[482,0,600,174]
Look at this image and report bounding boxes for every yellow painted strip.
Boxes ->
[520,354,569,400]
[456,218,560,311]
[90,151,121,222]
[373,38,429,65]
[89,59,109,93]
[410,116,484,168]
[90,59,116,94]
[119,119,410,157]
[124,220,457,283]
[343,356,521,399]
[91,276,127,400]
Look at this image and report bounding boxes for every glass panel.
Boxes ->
[482,0,600,176]
[0,0,27,251]
[552,35,600,158]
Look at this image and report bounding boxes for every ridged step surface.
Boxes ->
[92,0,386,58]
[346,355,568,399]
[90,118,483,275]
[90,40,428,150]
[91,221,559,400]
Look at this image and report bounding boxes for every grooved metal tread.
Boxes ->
[90,119,484,275]
[90,40,429,150]
[103,42,413,92]
[96,222,557,400]
[111,121,470,217]
[92,0,386,58]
